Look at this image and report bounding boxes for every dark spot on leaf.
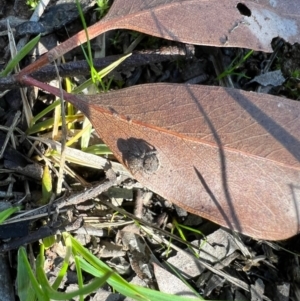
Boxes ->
[237,3,251,17]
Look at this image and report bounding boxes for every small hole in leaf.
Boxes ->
[237,3,251,17]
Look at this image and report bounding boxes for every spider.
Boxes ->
[125,150,160,175]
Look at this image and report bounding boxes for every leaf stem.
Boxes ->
[16,19,117,79]
[21,76,79,104]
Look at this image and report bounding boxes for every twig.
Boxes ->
[0,170,120,251]
[53,60,67,195]
[0,52,184,92]
[4,169,120,223]
[0,111,21,159]
[7,21,33,126]
[55,170,118,209]
[0,225,59,252]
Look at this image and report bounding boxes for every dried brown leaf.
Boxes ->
[103,0,300,52]
[68,84,300,241]
[18,0,300,77]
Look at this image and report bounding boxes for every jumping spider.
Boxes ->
[126,149,160,175]
[118,138,160,175]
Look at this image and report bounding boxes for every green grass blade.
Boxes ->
[76,0,94,77]
[79,257,201,301]
[75,256,84,301]
[66,233,148,301]
[131,284,201,301]
[17,247,46,301]
[0,206,20,223]
[51,235,72,290]
[32,241,111,300]
[164,261,204,300]
[83,144,113,155]
[66,123,92,147]
[80,117,92,149]
[30,99,60,126]
[51,261,68,290]
[0,34,41,77]
[47,274,113,300]
[77,257,149,301]
[67,233,202,301]
[27,114,84,135]
[72,53,131,94]
[17,248,36,301]
[40,165,52,205]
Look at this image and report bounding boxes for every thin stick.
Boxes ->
[0,111,21,159]
[53,61,67,195]
[7,21,33,126]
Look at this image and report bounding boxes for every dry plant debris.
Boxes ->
[0,0,298,300]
